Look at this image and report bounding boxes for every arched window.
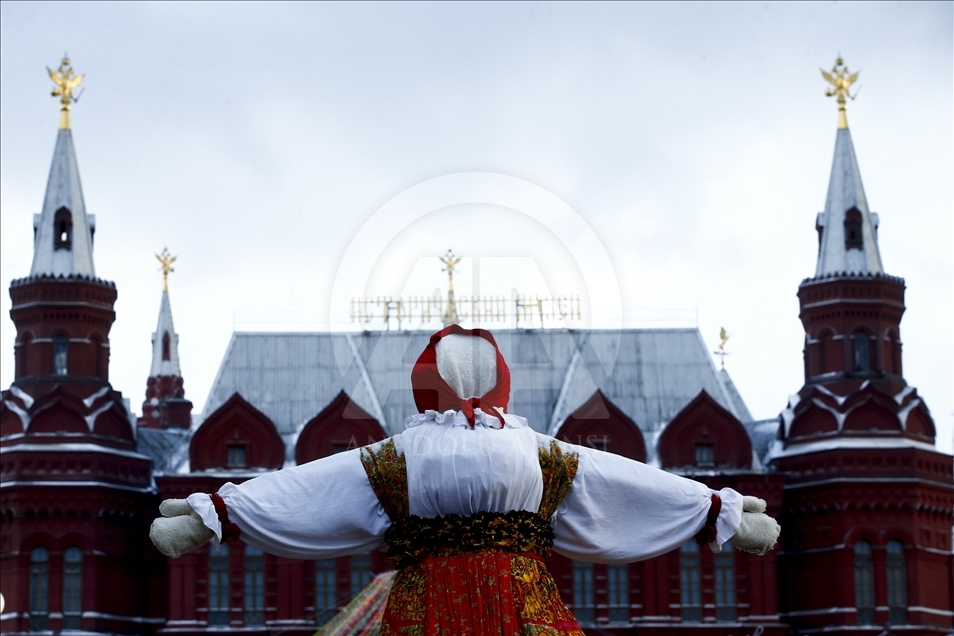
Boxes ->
[54,207,72,250]
[714,543,736,621]
[315,559,337,626]
[854,541,875,625]
[162,332,171,361]
[29,547,49,631]
[886,540,907,624]
[680,540,702,622]
[244,545,264,626]
[208,544,230,626]
[54,335,69,375]
[63,547,83,629]
[350,553,371,599]
[844,207,863,250]
[572,561,595,623]
[853,332,870,372]
[607,563,628,622]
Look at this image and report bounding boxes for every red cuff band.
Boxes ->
[210,492,241,543]
[695,493,722,546]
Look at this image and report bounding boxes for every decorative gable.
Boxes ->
[295,391,386,465]
[658,390,752,469]
[2,385,136,449]
[0,398,26,437]
[555,390,646,461]
[785,382,936,447]
[189,393,284,471]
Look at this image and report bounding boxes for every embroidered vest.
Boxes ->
[360,436,578,569]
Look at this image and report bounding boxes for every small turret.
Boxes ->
[139,248,192,429]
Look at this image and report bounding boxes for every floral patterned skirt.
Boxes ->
[379,550,583,636]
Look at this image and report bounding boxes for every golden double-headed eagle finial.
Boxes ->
[821,57,860,130]
[47,55,84,130]
[156,248,177,291]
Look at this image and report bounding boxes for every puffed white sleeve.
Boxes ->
[551,439,742,563]
[186,447,390,560]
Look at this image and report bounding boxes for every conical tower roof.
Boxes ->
[814,127,884,277]
[150,289,182,378]
[30,128,96,277]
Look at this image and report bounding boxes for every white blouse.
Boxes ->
[189,409,742,563]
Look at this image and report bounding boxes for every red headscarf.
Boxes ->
[411,324,511,427]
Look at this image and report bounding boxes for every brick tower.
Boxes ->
[0,58,164,635]
[772,59,954,635]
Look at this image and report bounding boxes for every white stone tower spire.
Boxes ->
[30,56,96,278]
[814,57,884,277]
[150,288,182,379]
[813,127,884,277]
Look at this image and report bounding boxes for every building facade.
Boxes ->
[1,73,951,636]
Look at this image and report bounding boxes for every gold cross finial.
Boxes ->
[47,54,84,130]
[156,248,176,291]
[821,56,860,130]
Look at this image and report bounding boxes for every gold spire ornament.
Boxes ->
[156,248,177,291]
[821,57,859,130]
[48,55,84,130]
[440,249,461,325]
[713,327,730,370]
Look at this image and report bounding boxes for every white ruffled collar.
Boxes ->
[404,409,528,430]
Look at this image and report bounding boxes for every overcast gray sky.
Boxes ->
[1,2,951,452]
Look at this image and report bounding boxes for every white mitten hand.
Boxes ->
[150,499,215,558]
[159,498,195,518]
[729,497,780,555]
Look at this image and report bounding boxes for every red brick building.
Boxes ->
[1,86,950,636]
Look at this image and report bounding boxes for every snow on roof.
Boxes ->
[766,434,938,463]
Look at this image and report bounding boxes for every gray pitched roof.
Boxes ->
[137,427,191,475]
[743,418,782,468]
[200,328,751,439]
[30,129,96,277]
[718,368,753,423]
[814,127,884,277]
[137,327,770,473]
